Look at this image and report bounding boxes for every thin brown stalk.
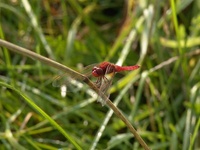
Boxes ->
[0,39,150,150]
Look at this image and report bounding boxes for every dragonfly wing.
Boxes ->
[97,64,115,106]
[97,78,113,106]
[52,72,69,87]
[52,63,98,87]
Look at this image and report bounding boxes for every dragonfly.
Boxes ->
[91,62,140,104]
[53,62,140,105]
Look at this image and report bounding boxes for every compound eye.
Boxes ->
[92,67,97,72]
[96,68,104,75]
[92,67,103,77]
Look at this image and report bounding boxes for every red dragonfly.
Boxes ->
[90,62,140,103]
[53,62,140,105]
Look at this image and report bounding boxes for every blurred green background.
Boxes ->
[0,0,200,149]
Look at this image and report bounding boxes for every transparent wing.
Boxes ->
[97,78,113,104]
[97,64,115,106]
[52,72,70,87]
[52,63,98,88]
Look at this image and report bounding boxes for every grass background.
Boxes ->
[0,0,200,149]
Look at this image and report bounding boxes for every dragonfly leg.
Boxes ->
[103,76,109,82]
[95,77,102,88]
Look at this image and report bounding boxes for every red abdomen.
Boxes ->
[115,65,140,72]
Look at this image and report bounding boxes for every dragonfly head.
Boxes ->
[92,67,104,77]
